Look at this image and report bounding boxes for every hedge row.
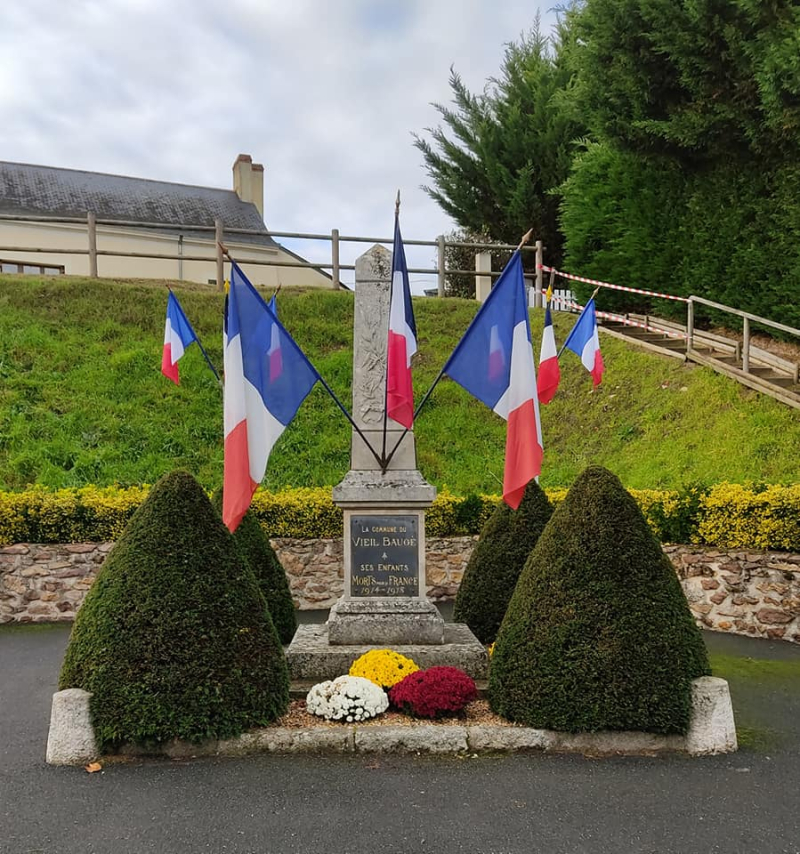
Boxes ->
[1,482,799,550]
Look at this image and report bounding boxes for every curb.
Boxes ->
[47,677,737,765]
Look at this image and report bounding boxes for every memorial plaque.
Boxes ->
[350,514,419,597]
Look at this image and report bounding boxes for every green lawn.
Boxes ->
[1,274,799,493]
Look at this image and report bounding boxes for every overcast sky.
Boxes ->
[0,1,559,290]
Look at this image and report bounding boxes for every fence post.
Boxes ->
[475,250,492,302]
[742,317,750,373]
[87,212,98,278]
[437,235,446,297]
[534,240,543,308]
[215,219,224,292]
[686,297,694,354]
[331,228,340,290]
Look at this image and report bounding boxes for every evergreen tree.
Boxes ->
[489,466,709,734]
[569,0,800,160]
[454,480,553,644]
[60,471,289,750]
[414,18,585,262]
[212,490,297,645]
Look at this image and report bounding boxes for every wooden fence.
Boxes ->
[0,213,542,301]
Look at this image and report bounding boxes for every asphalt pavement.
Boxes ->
[1,621,799,854]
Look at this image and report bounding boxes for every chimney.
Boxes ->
[232,154,264,219]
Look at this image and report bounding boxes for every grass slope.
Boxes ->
[2,274,799,493]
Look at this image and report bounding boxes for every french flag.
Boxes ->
[443,252,543,509]
[563,297,604,386]
[161,290,198,384]
[222,264,319,533]
[537,301,560,404]
[386,211,417,429]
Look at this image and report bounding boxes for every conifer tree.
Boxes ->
[60,471,289,750]
[212,491,297,644]
[454,480,553,644]
[489,466,709,734]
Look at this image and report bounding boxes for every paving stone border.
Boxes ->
[46,677,737,765]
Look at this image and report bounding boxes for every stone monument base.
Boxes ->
[327,598,445,646]
[285,623,489,682]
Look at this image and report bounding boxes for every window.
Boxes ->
[0,260,65,275]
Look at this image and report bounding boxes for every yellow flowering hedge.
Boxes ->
[349,649,419,689]
[697,483,800,550]
[0,483,798,550]
[0,486,149,545]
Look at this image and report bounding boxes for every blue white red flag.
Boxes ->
[161,290,198,384]
[563,297,604,386]
[443,252,543,509]
[222,263,319,532]
[386,211,417,428]
[537,300,560,404]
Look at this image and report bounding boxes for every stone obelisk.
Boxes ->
[327,244,444,645]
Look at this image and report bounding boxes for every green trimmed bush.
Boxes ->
[489,466,710,734]
[453,480,553,644]
[212,491,297,644]
[59,471,289,750]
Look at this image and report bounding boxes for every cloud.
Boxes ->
[0,0,559,290]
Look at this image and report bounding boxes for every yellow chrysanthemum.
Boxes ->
[349,649,419,689]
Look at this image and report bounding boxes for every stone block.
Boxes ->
[684,677,737,756]
[467,725,554,752]
[46,689,99,766]
[327,598,445,646]
[217,727,354,756]
[285,623,489,681]
[355,725,468,754]
[756,608,792,624]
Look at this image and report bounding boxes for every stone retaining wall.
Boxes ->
[2,539,798,644]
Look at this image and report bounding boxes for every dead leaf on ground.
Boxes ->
[84,762,102,773]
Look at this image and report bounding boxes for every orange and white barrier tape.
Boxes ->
[540,265,690,304]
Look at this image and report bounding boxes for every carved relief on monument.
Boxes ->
[354,306,386,425]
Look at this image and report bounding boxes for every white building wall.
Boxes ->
[0,221,333,289]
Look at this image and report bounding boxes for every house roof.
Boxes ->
[0,160,279,248]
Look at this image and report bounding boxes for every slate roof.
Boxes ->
[0,160,279,248]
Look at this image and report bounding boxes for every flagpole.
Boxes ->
[382,363,446,472]
[557,286,600,358]
[221,245,384,469]
[317,374,384,470]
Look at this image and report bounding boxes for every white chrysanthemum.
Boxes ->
[306,676,389,722]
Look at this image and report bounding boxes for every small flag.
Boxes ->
[563,297,604,386]
[161,290,198,385]
[386,210,417,429]
[443,252,543,509]
[223,264,319,533]
[537,300,560,404]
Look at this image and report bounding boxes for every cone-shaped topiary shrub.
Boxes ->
[59,471,289,750]
[489,466,710,735]
[453,480,554,644]
[212,491,297,644]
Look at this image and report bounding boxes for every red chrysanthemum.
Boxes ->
[389,666,478,719]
